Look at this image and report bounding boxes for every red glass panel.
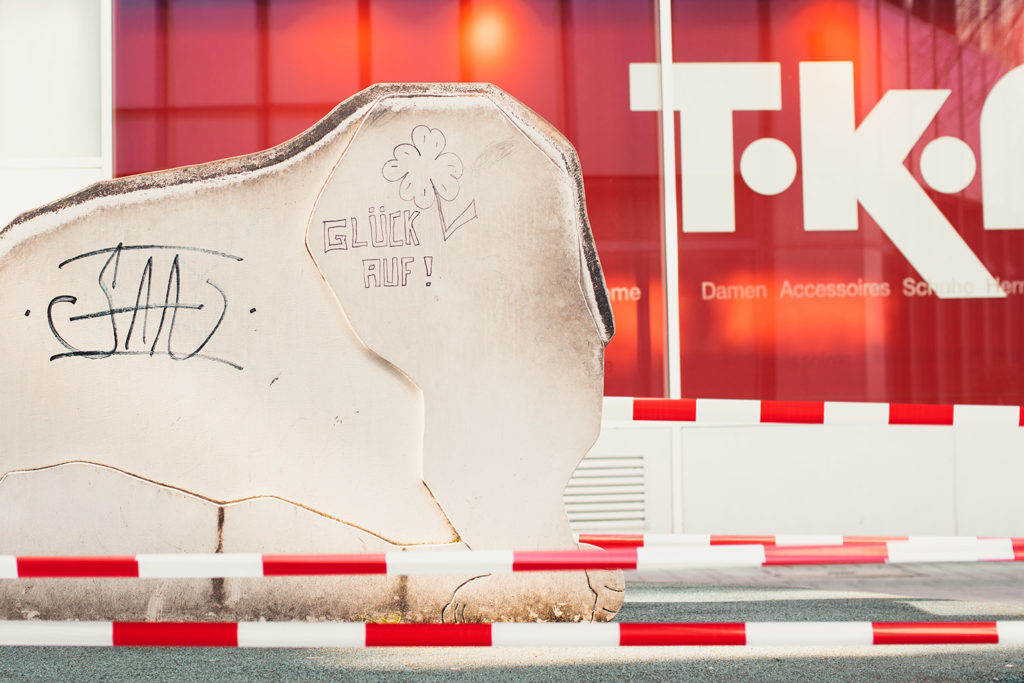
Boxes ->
[369,0,461,83]
[673,0,1024,405]
[168,0,261,107]
[169,112,262,168]
[267,0,361,104]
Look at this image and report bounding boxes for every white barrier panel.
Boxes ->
[595,398,1024,538]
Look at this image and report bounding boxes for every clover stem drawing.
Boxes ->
[431,181,447,233]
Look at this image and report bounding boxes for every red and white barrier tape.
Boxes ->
[1,620,1022,647]
[605,397,1024,427]
[577,533,1024,549]
[3,539,1023,579]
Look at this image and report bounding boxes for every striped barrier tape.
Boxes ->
[577,533,1024,549]
[1,620,1022,647]
[3,539,1023,578]
[604,397,1024,427]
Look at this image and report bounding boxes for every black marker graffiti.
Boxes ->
[382,125,478,241]
[47,243,244,370]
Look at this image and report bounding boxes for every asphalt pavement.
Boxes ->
[1,562,1023,681]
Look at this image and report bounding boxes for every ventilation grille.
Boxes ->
[564,452,645,532]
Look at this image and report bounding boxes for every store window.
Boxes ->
[115,0,1024,405]
[671,0,1024,405]
[114,0,666,397]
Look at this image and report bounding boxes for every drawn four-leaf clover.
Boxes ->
[383,125,467,232]
[382,125,478,241]
[382,125,464,209]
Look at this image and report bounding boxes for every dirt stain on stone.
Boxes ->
[211,506,226,607]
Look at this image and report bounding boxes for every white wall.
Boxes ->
[0,0,111,227]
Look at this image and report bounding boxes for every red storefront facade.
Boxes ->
[114,0,1024,405]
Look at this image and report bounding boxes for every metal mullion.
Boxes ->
[656,0,681,401]
[656,0,684,535]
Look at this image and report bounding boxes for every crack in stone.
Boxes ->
[0,460,458,547]
[211,507,226,607]
[421,480,461,543]
[441,574,490,623]
[144,582,169,621]
[583,570,601,624]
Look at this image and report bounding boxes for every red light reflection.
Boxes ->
[775,290,888,355]
[465,4,509,63]
[795,1,860,61]
[705,272,890,356]
[605,274,665,397]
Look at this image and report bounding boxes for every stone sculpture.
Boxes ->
[0,83,621,622]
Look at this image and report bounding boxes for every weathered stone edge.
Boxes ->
[476,88,615,344]
[1,82,614,343]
